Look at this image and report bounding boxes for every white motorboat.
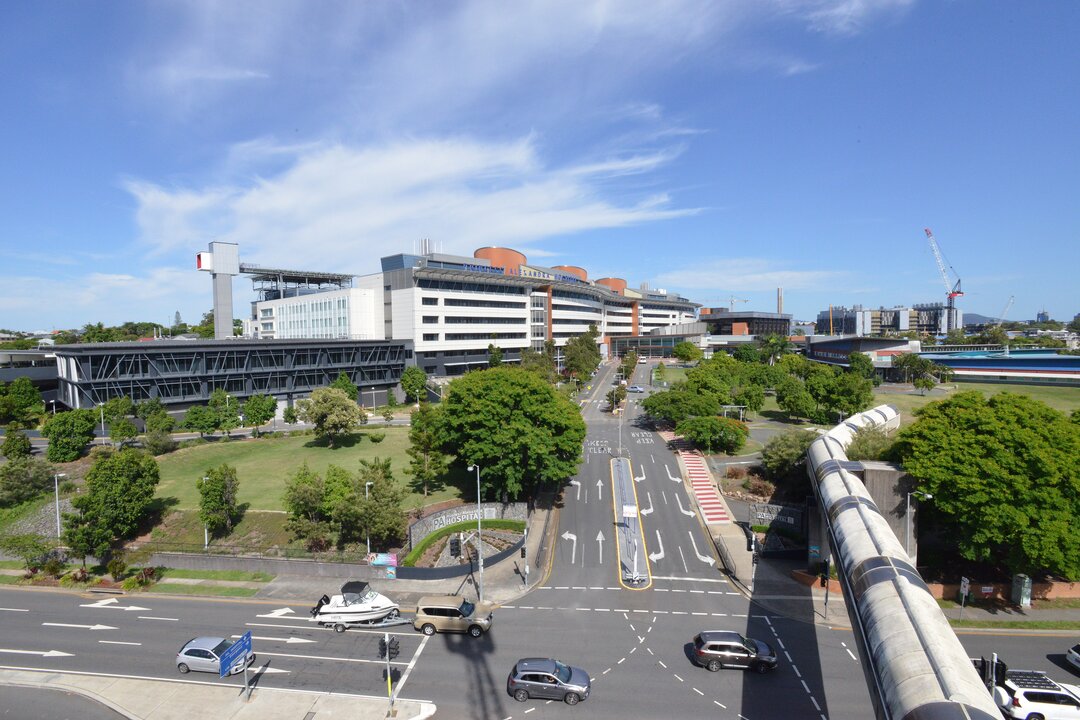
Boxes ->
[310,581,400,626]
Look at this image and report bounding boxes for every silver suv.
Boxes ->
[691,630,777,673]
[999,671,1080,720]
[507,657,591,705]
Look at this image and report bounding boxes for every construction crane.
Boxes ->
[726,295,749,312]
[996,295,1015,326]
[924,228,964,332]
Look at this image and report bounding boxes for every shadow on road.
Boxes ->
[440,629,505,720]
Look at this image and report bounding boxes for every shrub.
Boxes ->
[107,555,127,581]
[142,431,178,456]
[742,476,776,497]
[59,480,77,493]
[177,438,208,450]
[60,567,89,587]
[368,431,386,444]
[845,426,895,461]
[43,556,66,578]
[761,430,818,481]
[725,465,747,480]
[0,457,56,506]
[88,445,114,459]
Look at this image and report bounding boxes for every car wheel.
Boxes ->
[707,659,721,672]
[177,663,190,674]
[514,689,529,703]
[468,625,483,638]
[334,624,347,633]
[564,692,580,706]
[1026,715,1044,720]
[754,662,771,674]
[421,624,436,636]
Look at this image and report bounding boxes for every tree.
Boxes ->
[64,449,160,557]
[322,464,363,542]
[731,384,765,413]
[40,409,97,462]
[406,403,449,497]
[757,334,794,366]
[606,385,627,410]
[676,416,748,454]
[439,367,586,499]
[641,387,720,425]
[0,457,55,506]
[733,344,761,364]
[330,372,359,402]
[775,380,816,422]
[242,394,277,437]
[297,387,362,447]
[109,418,139,447]
[672,341,703,364]
[0,377,43,426]
[563,325,602,380]
[487,343,503,367]
[144,411,176,434]
[197,464,241,535]
[822,372,874,420]
[845,426,894,461]
[847,352,876,382]
[892,392,1080,580]
[913,377,935,395]
[142,431,177,455]
[207,389,240,437]
[136,398,166,420]
[283,406,298,425]
[761,430,818,481]
[0,534,52,573]
[358,457,407,549]
[100,396,135,425]
[1,425,32,460]
[519,348,558,384]
[400,366,428,407]
[181,405,218,438]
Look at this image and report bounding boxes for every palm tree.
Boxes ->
[757,334,793,366]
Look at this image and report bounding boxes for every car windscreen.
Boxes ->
[459,600,475,617]
[554,660,572,683]
[212,639,234,657]
[743,640,757,654]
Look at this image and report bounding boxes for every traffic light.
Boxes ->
[520,545,526,559]
[820,559,830,587]
[449,535,461,558]
[378,637,388,659]
[388,636,400,660]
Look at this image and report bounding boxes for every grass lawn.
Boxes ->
[0,575,21,585]
[949,619,1080,630]
[876,382,1080,424]
[157,568,274,582]
[155,427,466,512]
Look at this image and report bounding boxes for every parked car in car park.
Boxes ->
[507,657,592,705]
[413,595,493,637]
[691,631,777,673]
[1067,643,1080,673]
[176,637,254,675]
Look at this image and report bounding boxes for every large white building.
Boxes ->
[244,247,698,375]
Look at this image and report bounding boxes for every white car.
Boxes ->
[999,671,1080,719]
[1068,643,1080,673]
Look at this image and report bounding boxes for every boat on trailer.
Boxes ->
[310,581,401,631]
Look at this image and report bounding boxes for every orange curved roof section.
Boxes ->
[595,277,627,295]
[552,265,587,281]
[473,247,526,275]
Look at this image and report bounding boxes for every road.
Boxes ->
[1,360,1070,718]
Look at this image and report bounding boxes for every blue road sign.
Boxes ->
[219,631,251,678]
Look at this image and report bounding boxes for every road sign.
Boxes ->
[959,576,970,596]
[219,631,251,678]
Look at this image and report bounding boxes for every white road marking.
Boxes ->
[259,650,408,666]
[630,647,636,654]
[678,546,689,573]
[570,479,581,501]
[99,641,141,646]
[0,648,74,658]
[503,605,516,609]
[640,491,654,516]
[691,612,707,616]
[42,623,115,631]
[675,494,695,516]
[690,590,704,594]
[652,610,669,614]
[801,679,811,694]
[693,688,704,696]
[80,599,150,612]
[715,700,727,709]
[589,587,604,590]
[258,608,296,618]
[524,708,535,714]
[0,608,29,613]
[673,673,684,682]
[618,657,626,664]
[650,575,727,583]
[395,634,429,696]
[792,663,801,677]
[777,639,786,650]
[602,668,611,675]
[672,611,687,615]
[687,531,716,566]
[655,588,668,592]
[710,613,728,617]
[811,695,821,711]
[231,634,316,645]
[595,608,610,612]
[658,660,667,668]
[846,648,858,661]
[629,624,636,632]
[671,589,685,593]
[519,606,534,610]
[662,490,668,505]
[138,616,178,622]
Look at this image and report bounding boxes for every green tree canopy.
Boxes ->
[757,334,794,365]
[487,343,503,367]
[640,386,721,425]
[208,389,240,436]
[847,352,876,380]
[242,394,277,436]
[675,416,748,454]
[182,405,218,437]
[891,392,1080,580]
[358,457,407,549]
[400,366,428,407]
[41,409,97,462]
[761,429,818,481]
[563,325,602,380]
[64,449,160,557]
[197,464,241,535]
[732,344,761,364]
[144,411,176,434]
[0,377,44,426]
[297,387,362,447]
[406,403,449,497]
[672,341,703,363]
[0,456,55,507]
[0,534,52,573]
[330,372,359,402]
[439,367,586,499]
[109,417,139,447]
[1,424,32,460]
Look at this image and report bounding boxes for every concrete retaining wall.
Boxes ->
[407,502,527,549]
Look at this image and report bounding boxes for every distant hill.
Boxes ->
[963,312,999,326]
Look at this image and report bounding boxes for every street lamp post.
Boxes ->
[467,464,484,603]
[905,490,932,561]
[98,403,106,446]
[49,400,57,415]
[365,481,375,556]
[202,476,210,551]
[53,473,67,539]
[370,387,376,410]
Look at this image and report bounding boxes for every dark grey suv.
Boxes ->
[507,657,592,705]
[691,631,777,673]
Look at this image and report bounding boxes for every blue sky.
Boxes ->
[2,1,1077,332]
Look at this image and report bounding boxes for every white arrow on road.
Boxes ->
[80,598,150,612]
[596,531,605,565]
[634,471,646,483]
[0,648,74,658]
[233,634,316,645]
[42,623,116,631]
[258,608,297,619]
[687,531,716,567]
[640,491,654,516]
[649,529,665,562]
[675,494,696,517]
[253,666,291,675]
[562,531,578,565]
[570,479,581,501]
[666,465,681,483]
[595,478,604,501]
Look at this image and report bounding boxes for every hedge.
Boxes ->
[401,518,525,567]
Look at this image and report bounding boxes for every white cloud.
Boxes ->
[127,136,699,272]
[772,0,914,36]
[653,258,845,292]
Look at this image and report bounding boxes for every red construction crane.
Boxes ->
[924,227,963,332]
